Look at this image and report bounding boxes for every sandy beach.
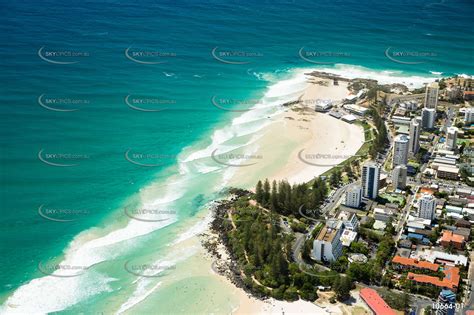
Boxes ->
[228,75,365,189]
[215,74,368,314]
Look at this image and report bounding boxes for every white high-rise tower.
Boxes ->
[408,119,420,156]
[418,194,436,221]
[424,82,439,109]
[393,134,409,167]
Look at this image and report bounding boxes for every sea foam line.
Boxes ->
[1,64,442,314]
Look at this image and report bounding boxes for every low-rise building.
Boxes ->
[436,165,459,180]
[455,218,471,228]
[439,230,465,249]
[341,114,357,123]
[445,205,463,215]
[337,210,359,231]
[464,90,474,101]
[314,99,333,112]
[374,207,394,223]
[398,239,413,249]
[413,250,468,267]
[340,229,358,247]
[407,216,432,230]
[453,227,470,240]
[391,115,412,125]
[391,256,439,272]
[360,288,396,315]
[344,104,368,116]
[328,111,342,119]
[407,266,460,292]
[455,187,472,198]
[348,253,367,264]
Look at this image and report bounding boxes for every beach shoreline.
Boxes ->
[1,68,440,315]
[227,74,365,190]
[202,73,368,314]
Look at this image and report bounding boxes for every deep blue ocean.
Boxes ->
[0,0,473,310]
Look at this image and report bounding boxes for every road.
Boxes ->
[292,232,307,266]
[395,191,416,242]
[462,251,474,314]
[292,231,331,273]
[320,182,357,217]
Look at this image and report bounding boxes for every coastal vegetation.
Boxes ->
[254,178,328,219]
[368,99,389,158]
[212,191,340,302]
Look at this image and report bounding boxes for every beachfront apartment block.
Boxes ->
[421,107,436,129]
[393,134,409,167]
[446,127,458,151]
[408,118,420,155]
[344,186,362,208]
[312,219,343,262]
[392,165,407,190]
[362,162,380,200]
[418,193,437,221]
[424,82,439,109]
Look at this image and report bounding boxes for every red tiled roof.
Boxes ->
[418,187,435,195]
[440,230,466,244]
[407,266,460,290]
[392,255,439,272]
[360,288,396,315]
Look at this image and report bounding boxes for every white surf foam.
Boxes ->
[1,271,115,314]
[116,245,201,314]
[1,177,184,314]
[312,64,439,88]
[2,63,445,314]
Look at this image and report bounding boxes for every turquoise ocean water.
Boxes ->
[0,0,473,313]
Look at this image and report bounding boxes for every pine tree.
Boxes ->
[333,276,352,301]
[270,180,278,211]
[255,180,263,204]
[263,179,271,207]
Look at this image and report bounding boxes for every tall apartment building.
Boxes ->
[424,82,439,109]
[362,162,380,200]
[418,193,437,221]
[345,185,362,208]
[408,118,420,156]
[446,127,458,151]
[312,219,343,262]
[393,134,409,167]
[421,107,436,129]
[392,165,407,190]
[464,107,474,124]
